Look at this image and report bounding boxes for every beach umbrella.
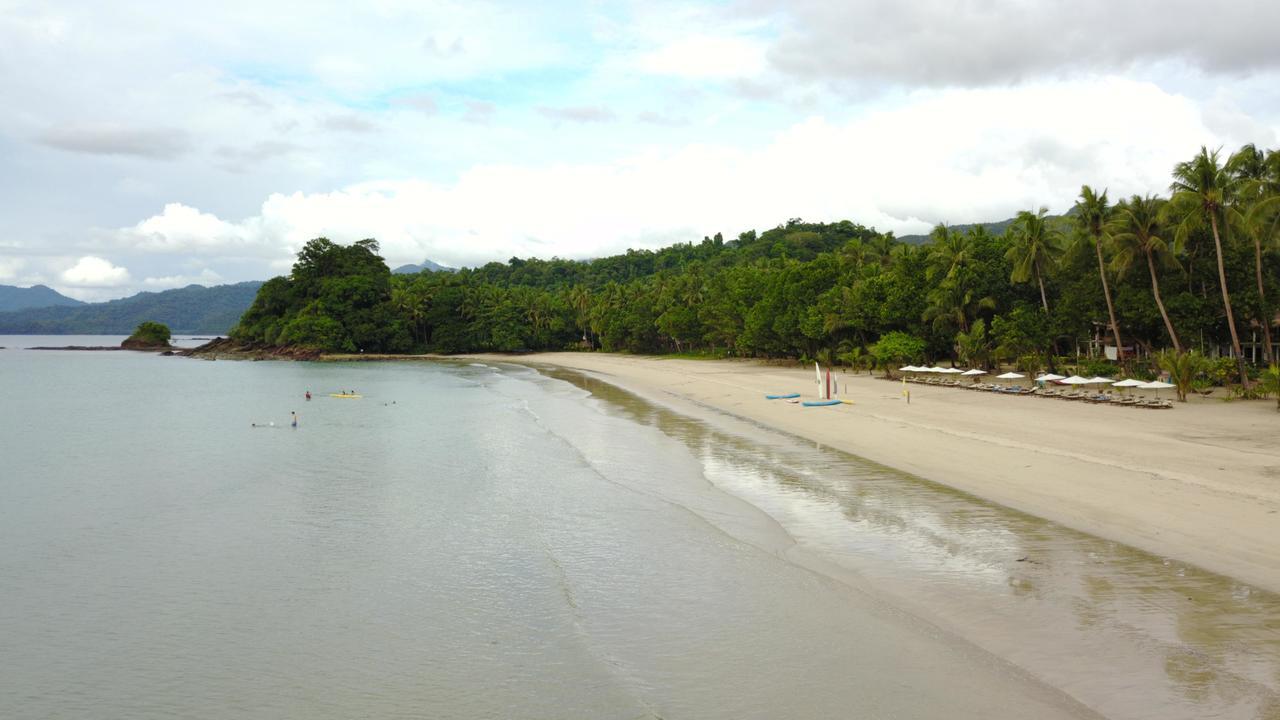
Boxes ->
[943,367,965,374]
[994,371,1025,387]
[961,369,987,376]
[1034,373,1066,383]
[1085,376,1115,385]
[1111,378,1144,396]
[928,366,948,373]
[899,365,918,372]
[1058,375,1092,385]
[1137,380,1176,399]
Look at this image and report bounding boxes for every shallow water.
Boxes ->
[544,369,1280,720]
[1,345,1277,719]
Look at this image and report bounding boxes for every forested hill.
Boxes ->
[0,281,263,334]
[0,284,84,312]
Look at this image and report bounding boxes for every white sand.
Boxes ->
[469,353,1280,594]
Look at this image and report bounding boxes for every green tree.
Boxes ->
[1155,348,1209,402]
[1230,143,1278,363]
[954,318,992,368]
[1109,195,1183,353]
[870,331,926,377]
[1074,185,1125,360]
[1005,207,1063,313]
[1259,364,1280,411]
[1170,147,1247,384]
[126,320,171,347]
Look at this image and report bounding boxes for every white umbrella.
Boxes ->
[943,367,965,374]
[1137,380,1176,400]
[1058,375,1092,385]
[929,366,948,373]
[1035,373,1066,382]
[1085,376,1115,385]
[995,372,1025,379]
[1111,378,1145,387]
[961,369,987,376]
[899,365,919,372]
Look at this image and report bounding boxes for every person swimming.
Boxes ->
[305,391,311,401]
[291,411,298,428]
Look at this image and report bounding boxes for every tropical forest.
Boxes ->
[231,145,1280,391]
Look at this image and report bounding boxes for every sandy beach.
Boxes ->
[462,352,1280,594]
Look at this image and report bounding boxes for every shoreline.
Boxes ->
[458,352,1280,594]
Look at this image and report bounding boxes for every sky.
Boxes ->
[1,0,1279,300]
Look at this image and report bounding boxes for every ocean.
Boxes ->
[2,339,1277,719]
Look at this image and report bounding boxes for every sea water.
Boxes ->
[1,342,1277,719]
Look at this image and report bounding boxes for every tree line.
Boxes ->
[231,144,1280,387]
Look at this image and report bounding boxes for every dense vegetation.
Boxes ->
[0,281,262,334]
[123,321,171,348]
[233,145,1280,388]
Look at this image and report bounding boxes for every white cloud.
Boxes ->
[0,257,24,282]
[637,35,768,79]
[60,256,131,287]
[116,203,265,254]
[756,0,1280,89]
[142,268,224,289]
[112,78,1225,272]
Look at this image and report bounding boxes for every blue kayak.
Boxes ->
[765,393,801,399]
[802,399,842,407]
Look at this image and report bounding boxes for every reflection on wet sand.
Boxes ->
[552,369,1280,720]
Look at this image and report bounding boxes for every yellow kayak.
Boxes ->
[330,393,362,398]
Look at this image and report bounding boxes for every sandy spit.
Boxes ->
[457,353,1280,594]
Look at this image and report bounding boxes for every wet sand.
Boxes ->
[463,353,1280,595]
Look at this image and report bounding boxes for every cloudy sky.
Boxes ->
[2,0,1279,300]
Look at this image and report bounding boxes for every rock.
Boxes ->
[121,337,172,350]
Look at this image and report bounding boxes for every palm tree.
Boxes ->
[923,281,994,336]
[1074,185,1124,361]
[1229,143,1278,363]
[1005,208,1063,313]
[925,224,974,282]
[1170,146,1247,384]
[1109,195,1183,353]
[1155,349,1208,403]
[567,286,593,345]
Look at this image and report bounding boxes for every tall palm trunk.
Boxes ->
[1209,213,1248,383]
[1145,249,1182,353]
[1035,265,1049,314]
[1094,241,1123,360]
[1255,235,1274,362]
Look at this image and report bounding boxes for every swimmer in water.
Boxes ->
[291,411,298,428]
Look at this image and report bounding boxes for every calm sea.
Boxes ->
[2,338,1278,719]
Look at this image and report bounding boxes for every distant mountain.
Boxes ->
[392,258,455,274]
[897,211,1074,245]
[898,217,1021,245]
[0,281,263,334]
[0,284,84,312]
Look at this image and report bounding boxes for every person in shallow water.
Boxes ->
[291,412,298,428]
[305,391,311,401]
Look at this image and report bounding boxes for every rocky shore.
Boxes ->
[180,336,322,360]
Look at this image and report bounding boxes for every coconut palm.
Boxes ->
[1169,146,1247,384]
[1109,195,1183,353]
[925,224,975,282]
[1229,143,1279,363]
[1005,208,1063,313]
[1073,185,1125,361]
[1155,348,1208,403]
[923,280,994,335]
